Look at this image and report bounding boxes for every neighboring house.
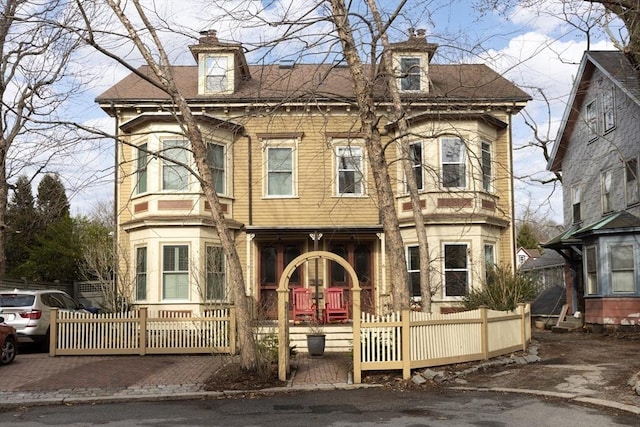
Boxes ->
[516,247,541,268]
[545,51,640,326]
[95,29,529,318]
[519,249,565,291]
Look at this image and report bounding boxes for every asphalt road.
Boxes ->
[2,388,638,426]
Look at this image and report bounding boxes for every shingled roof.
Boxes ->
[96,62,530,106]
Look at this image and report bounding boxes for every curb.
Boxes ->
[449,386,640,415]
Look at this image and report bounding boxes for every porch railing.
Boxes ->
[49,306,236,356]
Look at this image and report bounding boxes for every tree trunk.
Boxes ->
[105,0,257,370]
[328,0,410,310]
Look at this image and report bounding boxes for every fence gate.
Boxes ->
[277,250,361,382]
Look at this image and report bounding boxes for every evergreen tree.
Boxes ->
[29,215,81,283]
[36,173,70,225]
[8,173,81,283]
[517,223,539,250]
[6,175,39,278]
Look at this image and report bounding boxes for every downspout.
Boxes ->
[245,132,253,226]
[110,102,119,308]
[508,111,517,269]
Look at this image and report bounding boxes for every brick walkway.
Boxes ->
[290,352,351,386]
[0,350,352,405]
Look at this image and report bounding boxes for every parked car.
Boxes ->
[0,289,85,350]
[0,316,17,365]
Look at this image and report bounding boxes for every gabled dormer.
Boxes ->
[387,28,438,93]
[189,30,251,95]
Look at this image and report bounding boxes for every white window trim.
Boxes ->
[571,183,582,223]
[405,141,424,193]
[205,245,227,302]
[135,245,147,302]
[440,136,467,189]
[161,138,190,192]
[263,139,298,198]
[481,141,493,193]
[406,245,421,299]
[398,56,422,92]
[135,143,149,195]
[584,245,598,295]
[162,244,190,301]
[335,144,366,197]
[601,168,613,214]
[207,141,227,196]
[626,157,639,206]
[442,242,470,300]
[610,244,636,294]
[199,53,233,94]
[586,100,597,141]
[602,87,615,133]
[483,243,496,278]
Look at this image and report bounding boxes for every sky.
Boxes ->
[37,0,622,226]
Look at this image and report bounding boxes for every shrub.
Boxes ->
[463,265,539,311]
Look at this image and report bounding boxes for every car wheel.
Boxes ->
[1,337,17,365]
[38,329,51,353]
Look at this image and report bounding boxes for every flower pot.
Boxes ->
[306,334,326,357]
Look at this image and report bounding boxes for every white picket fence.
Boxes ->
[355,303,531,379]
[49,307,236,356]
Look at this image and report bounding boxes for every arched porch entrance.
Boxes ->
[277,250,361,382]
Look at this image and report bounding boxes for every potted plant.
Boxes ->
[306,321,325,357]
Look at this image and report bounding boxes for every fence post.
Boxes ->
[401,309,411,380]
[49,308,58,356]
[480,306,488,360]
[139,307,147,356]
[519,303,527,351]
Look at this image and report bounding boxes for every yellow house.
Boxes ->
[95,30,529,318]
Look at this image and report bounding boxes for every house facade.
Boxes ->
[96,30,529,318]
[546,51,640,326]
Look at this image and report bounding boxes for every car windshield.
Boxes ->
[0,294,35,307]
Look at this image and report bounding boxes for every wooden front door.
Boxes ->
[258,242,302,319]
[329,241,374,315]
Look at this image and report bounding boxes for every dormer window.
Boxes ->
[205,55,228,93]
[400,57,421,91]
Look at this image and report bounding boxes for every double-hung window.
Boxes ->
[163,245,189,300]
[444,243,469,297]
[611,245,635,293]
[602,88,615,132]
[586,100,597,141]
[571,185,582,223]
[441,137,466,188]
[601,169,613,214]
[484,244,495,281]
[626,158,639,205]
[337,146,363,195]
[135,247,147,301]
[135,143,148,194]
[406,142,423,191]
[481,142,492,192]
[266,146,294,196]
[400,57,421,91]
[407,246,420,297]
[205,55,228,93]
[206,246,226,301]
[162,139,189,191]
[207,143,225,194]
[585,246,598,295]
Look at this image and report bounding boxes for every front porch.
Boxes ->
[258,323,353,353]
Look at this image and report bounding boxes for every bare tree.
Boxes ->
[71,0,258,370]
[0,1,83,276]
